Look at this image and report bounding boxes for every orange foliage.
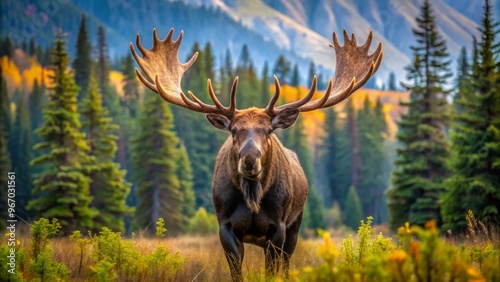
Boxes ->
[274,84,410,145]
[1,55,52,95]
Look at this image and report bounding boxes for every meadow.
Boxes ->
[2,213,499,282]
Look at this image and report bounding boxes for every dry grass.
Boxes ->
[13,233,328,281]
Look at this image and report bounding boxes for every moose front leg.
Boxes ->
[264,222,286,277]
[220,223,244,282]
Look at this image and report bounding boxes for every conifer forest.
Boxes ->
[1,0,500,281]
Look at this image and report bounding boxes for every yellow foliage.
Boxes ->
[109,70,125,96]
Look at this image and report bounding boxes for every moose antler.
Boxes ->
[265,30,383,116]
[130,28,239,118]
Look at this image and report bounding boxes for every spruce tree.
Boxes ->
[387,72,397,90]
[291,64,300,87]
[356,97,389,224]
[80,76,132,232]
[96,25,114,109]
[336,100,354,210]
[322,108,340,206]
[73,14,92,100]
[305,188,326,231]
[1,66,11,136]
[344,185,363,230]
[204,43,216,81]
[0,68,11,230]
[29,79,45,133]
[28,31,96,235]
[132,90,184,235]
[273,55,291,85]
[259,61,270,108]
[29,37,36,57]
[121,55,140,117]
[177,144,195,229]
[442,0,500,233]
[11,97,33,219]
[307,62,316,86]
[2,37,14,58]
[387,0,451,230]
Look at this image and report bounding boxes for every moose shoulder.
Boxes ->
[130,28,383,281]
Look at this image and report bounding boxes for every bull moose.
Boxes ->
[130,28,382,281]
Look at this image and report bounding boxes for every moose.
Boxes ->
[130,28,382,281]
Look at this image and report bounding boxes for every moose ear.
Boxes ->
[271,108,300,130]
[206,114,231,131]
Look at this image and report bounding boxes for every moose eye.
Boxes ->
[267,129,273,135]
[231,128,237,135]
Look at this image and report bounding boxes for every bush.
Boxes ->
[187,208,218,235]
[293,214,500,282]
[29,218,69,281]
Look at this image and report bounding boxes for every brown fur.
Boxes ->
[211,108,308,281]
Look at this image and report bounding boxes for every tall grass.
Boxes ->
[1,212,499,281]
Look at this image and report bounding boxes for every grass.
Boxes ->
[2,213,499,281]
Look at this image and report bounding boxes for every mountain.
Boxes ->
[2,0,494,86]
[179,0,491,84]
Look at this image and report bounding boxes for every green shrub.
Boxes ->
[187,208,218,235]
[29,218,69,282]
[294,216,499,282]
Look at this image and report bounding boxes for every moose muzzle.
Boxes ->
[237,141,262,179]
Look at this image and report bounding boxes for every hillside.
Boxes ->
[2,0,491,85]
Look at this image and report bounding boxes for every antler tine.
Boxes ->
[208,79,224,109]
[228,77,239,113]
[131,28,239,118]
[267,30,383,114]
[343,29,350,45]
[265,76,281,116]
[274,76,317,112]
[315,77,334,108]
[361,30,373,51]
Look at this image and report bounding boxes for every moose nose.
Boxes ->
[238,145,262,178]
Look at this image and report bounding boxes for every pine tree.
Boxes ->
[177,143,195,229]
[441,0,500,233]
[121,55,140,117]
[322,108,340,206]
[307,62,316,86]
[259,61,271,108]
[11,97,33,219]
[356,97,389,224]
[29,37,36,57]
[2,37,14,58]
[73,14,92,100]
[344,185,363,230]
[387,0,451,230]
[96,25,112,108]
[273,55,291,85]
[1,66,11,136]
[132,90,184,235]
[452,46,471,114]
[336,100,354,210]
[304,187,326,231]
[387,72,397,90]
[291,64,300,87]
[204,43,216,82]
[80,76,132,232]
[28,31,96,235]
[29,79,46,133]
[0,67,11,230]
